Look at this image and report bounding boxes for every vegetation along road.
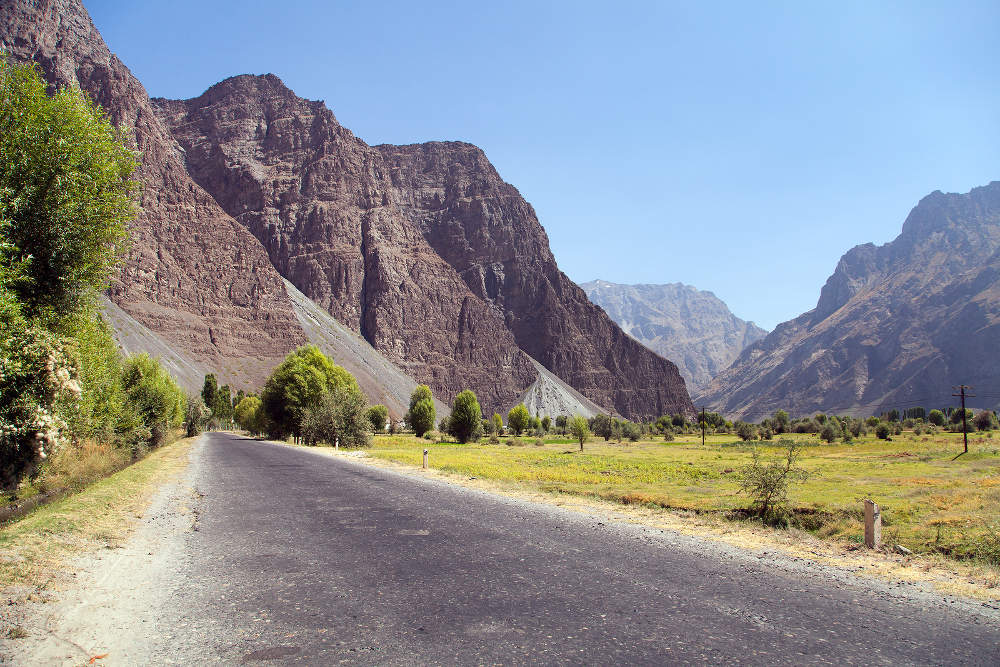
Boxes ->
[13,431,996,665]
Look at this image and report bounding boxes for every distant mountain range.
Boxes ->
[700,182,1000,419]
[580,281,767,394]
[1,0,694,421]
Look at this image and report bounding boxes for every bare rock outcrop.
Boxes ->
[700,182,1000,419]
[0,0,306,390]
[152,76,537,413]
[580,280,767,394]
[377,142,694,420]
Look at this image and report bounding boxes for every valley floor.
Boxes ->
[2,432,998,665]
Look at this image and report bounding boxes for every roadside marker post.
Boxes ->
[423,449,428,469]
[863,499,881,549]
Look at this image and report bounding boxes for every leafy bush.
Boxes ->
[569,415,590,450]
[186,394,210,437]
[492,413,504,435]
[621,421,641,442]
[447,390,483,444]
[261,345,362,439]
[735,421,757,441]
[927,409,945,426]
[974,410,996,431]
[407,385,435,438]
[875,423,890,440]
[233,395,263,435]
[300,386,371,448]
[737,442,808,520]
[120,354,184,448]
[366,404,388,434]
[819,422,840,443]
[507,403,530,436]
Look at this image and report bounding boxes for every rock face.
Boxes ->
[580,280,767,394]
[0,0,307,390]
[700,183,1000,419]
[377,142,694,420]
[4,0,696,420]
[152,76,537,413]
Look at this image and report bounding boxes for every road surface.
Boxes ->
[46,432,1000,664]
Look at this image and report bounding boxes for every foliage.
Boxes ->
[541,416,552,433]
[215,384,233,423]
[0,325,81,490]
[492,413,504,435]
[927,409,945,426]
[233,395,263,436]
[590,413,613,440]
[735,421,757,442]
[447,390,483,444]
[974,410,996,431]
[0,58,138,324]
[950,408,973,425]
[875,423,890,440]
[261,345,361,439]
[366,404,388,435]
[554,415,568,433]
[819,421,840,443]
[569,415,590,449]
[201,374,218,417]
[621,420,641,442]
[406,385,436,437]
[300,386,371,448]
[772,409,790,434]
[185,394,210,437]
[507,403,530,436]
[120,354,185,448]
[737,442,808,520]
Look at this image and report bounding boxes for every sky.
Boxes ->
[85,0,1000,330]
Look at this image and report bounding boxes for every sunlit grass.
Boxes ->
[370,431,1000,563]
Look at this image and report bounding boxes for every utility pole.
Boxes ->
[952,385,975,454]
[701,406,706,447]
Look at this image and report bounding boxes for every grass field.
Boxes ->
[368,431,1000,564]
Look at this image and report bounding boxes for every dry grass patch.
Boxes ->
[0,437,195,592]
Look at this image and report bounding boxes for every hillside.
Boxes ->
[700,182,1000,419]
[1,0,694,419]
[581,280,767,394]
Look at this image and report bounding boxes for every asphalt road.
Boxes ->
[159,432,999,665]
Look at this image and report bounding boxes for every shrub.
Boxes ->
[492,413,504,435]
[366,404,388,435]
[300,386,372,448]
[974,410,996,431]
[621,421,641,442]
[875,423,890,440]
[120,354,184,448]
[508,437,524,447]
[406,385,436,438]
[737,442,808,520]
[534,438,544,447]
[233,395,263,435]
[569,415,590,450]
[488,432,500,445]
[735,421,757,442]
[447,390,483,444]
[927,409,946,426]
[507,403,530,436]
[819,422,839,443]
[186,394,210,437]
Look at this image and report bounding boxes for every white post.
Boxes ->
[335,436,339,450]
[423,449,428,469]
[864,499,881,548]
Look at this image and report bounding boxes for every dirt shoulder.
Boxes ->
[299,444,1000,607]
[0,436,198,666]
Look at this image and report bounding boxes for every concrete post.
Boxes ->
[335,437,339,450]
[864,499,881,548]
[423,449,428,469]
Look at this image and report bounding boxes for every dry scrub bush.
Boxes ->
[36,439,128,495]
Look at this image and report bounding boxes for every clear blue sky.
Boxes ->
[86,0,1000,330]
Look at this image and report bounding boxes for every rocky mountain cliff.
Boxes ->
[580,280,767,394]
[700,183,1000,419]
[0,0,307,389]
[154,77,693,419]
[2,0,695,419]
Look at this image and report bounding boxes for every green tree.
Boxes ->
[300,386,371,448]
[554,415,568,434]
[974,410,997,431]
[492,413,504,435]
[185,394,210,438]
[927,409,945,426]
[120,354,185,448]
[0,59,137,323]
[569,415,590,450]
[447,390,483,444]
[541,415,552,433]
[621,421,641,442]
[261,345,361,440]
[772,410,790,434]
[406,385,436,437]
[366,404,388,435]
[201,374,218,419]
[591,414,613,440]
[507,403,530,436]
[735,421,757,442]
[215,384,233,424]
[234,395,263,435]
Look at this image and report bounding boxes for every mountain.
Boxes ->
[1,0,306,389]
[700,183,1000,420]
[580,280,767,394]
[1,0,694,420]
